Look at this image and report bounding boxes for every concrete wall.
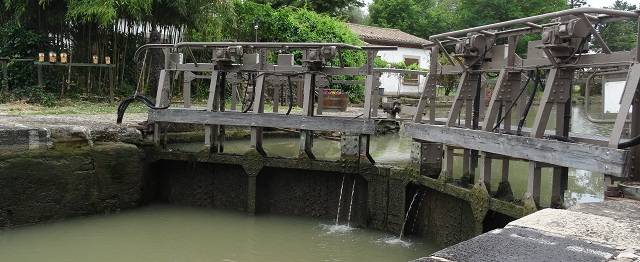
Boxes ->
[378,47,430,98]
[0,143,511,248]
[0,143,145,227]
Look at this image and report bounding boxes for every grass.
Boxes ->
[0,100,149,115]
[0,99,303,115]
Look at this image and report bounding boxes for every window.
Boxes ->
[403,57,419,86]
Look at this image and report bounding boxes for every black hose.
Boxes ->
[619,135,640,149]
[286,75,294,115]
[117,95,169,124]
[492,71,532,132]
[517,70,542,135]
[242,74,257,113]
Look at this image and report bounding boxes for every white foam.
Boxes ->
[321,224,355,234]
[377,237,414,248]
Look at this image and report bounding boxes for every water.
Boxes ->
[347,179,356,227]
[335,174,346,225]
[0,205,436,262]
[399,192,420,241]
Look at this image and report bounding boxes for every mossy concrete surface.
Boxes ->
[0,143,145,227]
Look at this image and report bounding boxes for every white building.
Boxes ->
[347,23,432,98]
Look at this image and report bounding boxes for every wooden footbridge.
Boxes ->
[138,7,640,222]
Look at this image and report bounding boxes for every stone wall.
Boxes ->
[0,143,145,227]
[256,168,369,227]
[154,160,248,211]
[413,187,477,247]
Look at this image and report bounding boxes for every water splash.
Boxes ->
[347,179,356,227]
[377,236,414,248]
[399,191,420,240]
[335,174,346,225]
[321,224,355,234]
[410,192,425,234]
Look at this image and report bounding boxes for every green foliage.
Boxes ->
[188,1,367,101]
[369,0,567,40]
[0,21,52,102]
[251,0,364,15]
[456,0,567,28]
[598,0,638,52]
[374,57,425,71]
[368,0,455,39]
[567,0,587,8]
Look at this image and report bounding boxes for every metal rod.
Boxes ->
[581,14,612,54]
[429,8,638,40]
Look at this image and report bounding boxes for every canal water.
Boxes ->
[0,104,612,261]
[0,205,437,262]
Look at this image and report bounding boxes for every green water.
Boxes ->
[0,205,436,262]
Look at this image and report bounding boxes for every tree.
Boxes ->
[568,0,587,8]
[598,0,638,52]
[251,0,364,15]
[368,0,567,40]
[368,0,454,39]
[456,0,567,29]
[0,0,215,102]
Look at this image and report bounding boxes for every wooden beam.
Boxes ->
[149,109,376,134]
[404,123,630,176]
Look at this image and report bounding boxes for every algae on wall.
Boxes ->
[0,143,145,227]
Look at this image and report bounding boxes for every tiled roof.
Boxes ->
[347,23,432,48]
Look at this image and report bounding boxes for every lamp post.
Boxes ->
[253,20,259,42]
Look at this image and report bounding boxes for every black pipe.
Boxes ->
[116,95,169,124]
[493,71,532,132]
[619,135,640,149]
[286,75,294,115]
[517,70,541,135]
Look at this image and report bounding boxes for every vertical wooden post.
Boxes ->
[251,73,267,155]
[527,162,542,207]
[205,70,220,153]
[183,71,195,108]
[371,76,381,118]
[551,98,570,207]
[218,72,227,153]
[442,146,455,182]
[154,69,170,144]
[299,72,315,159]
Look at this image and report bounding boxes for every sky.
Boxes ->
[361,0,632,8]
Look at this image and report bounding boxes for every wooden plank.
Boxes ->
[404,123,630,176]
[149,109,376,134]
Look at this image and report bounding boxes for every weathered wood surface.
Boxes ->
[149,109,376,134]
[404,122,630,176]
